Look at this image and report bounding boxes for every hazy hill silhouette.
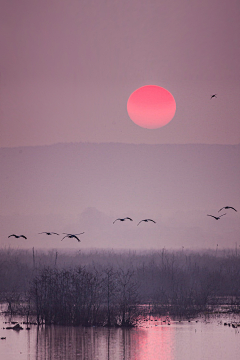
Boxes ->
[0,142,239,249]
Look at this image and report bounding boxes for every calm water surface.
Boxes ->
[1,315,240,359]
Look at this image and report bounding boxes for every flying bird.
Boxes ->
[8,234,27,239]
[38,232,59,235]
[137,219,156,226]
[210,94,217,99]
[218,206,237,212]
[61,233,85,242]
[207,214,226,220]
[113,217,133,224]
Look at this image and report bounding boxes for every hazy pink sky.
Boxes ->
[1,0,240,147]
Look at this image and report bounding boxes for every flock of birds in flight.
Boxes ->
[7,218,157,242]
[113,217,156,225]
[8,232,85,242]
[6,95,238,244]
[7,207,237,243]
[206,92,237,224]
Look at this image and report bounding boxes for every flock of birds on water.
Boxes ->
[7,206,237,243]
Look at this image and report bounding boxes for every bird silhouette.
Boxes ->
[137,219,156,226]
[61,233,84,242]
[207,214,226,220]
[113,217,133,224]
[218,206,237,212]
[210,94,217,99]
[8,234,27,239]
[38,232,59,235]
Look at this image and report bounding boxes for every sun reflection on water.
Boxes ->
[131,317,174,360]
[1,315,240,360]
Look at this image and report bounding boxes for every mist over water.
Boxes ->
[1,246,240,358]
[1,0,240,357]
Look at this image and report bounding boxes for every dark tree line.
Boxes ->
[0,247,240,323]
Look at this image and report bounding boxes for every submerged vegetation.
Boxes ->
[0,247,240,326]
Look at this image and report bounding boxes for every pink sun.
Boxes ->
[127,85,176,129]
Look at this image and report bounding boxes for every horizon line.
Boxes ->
[1,141,240,150]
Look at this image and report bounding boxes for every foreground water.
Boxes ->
[1,314,240,360]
